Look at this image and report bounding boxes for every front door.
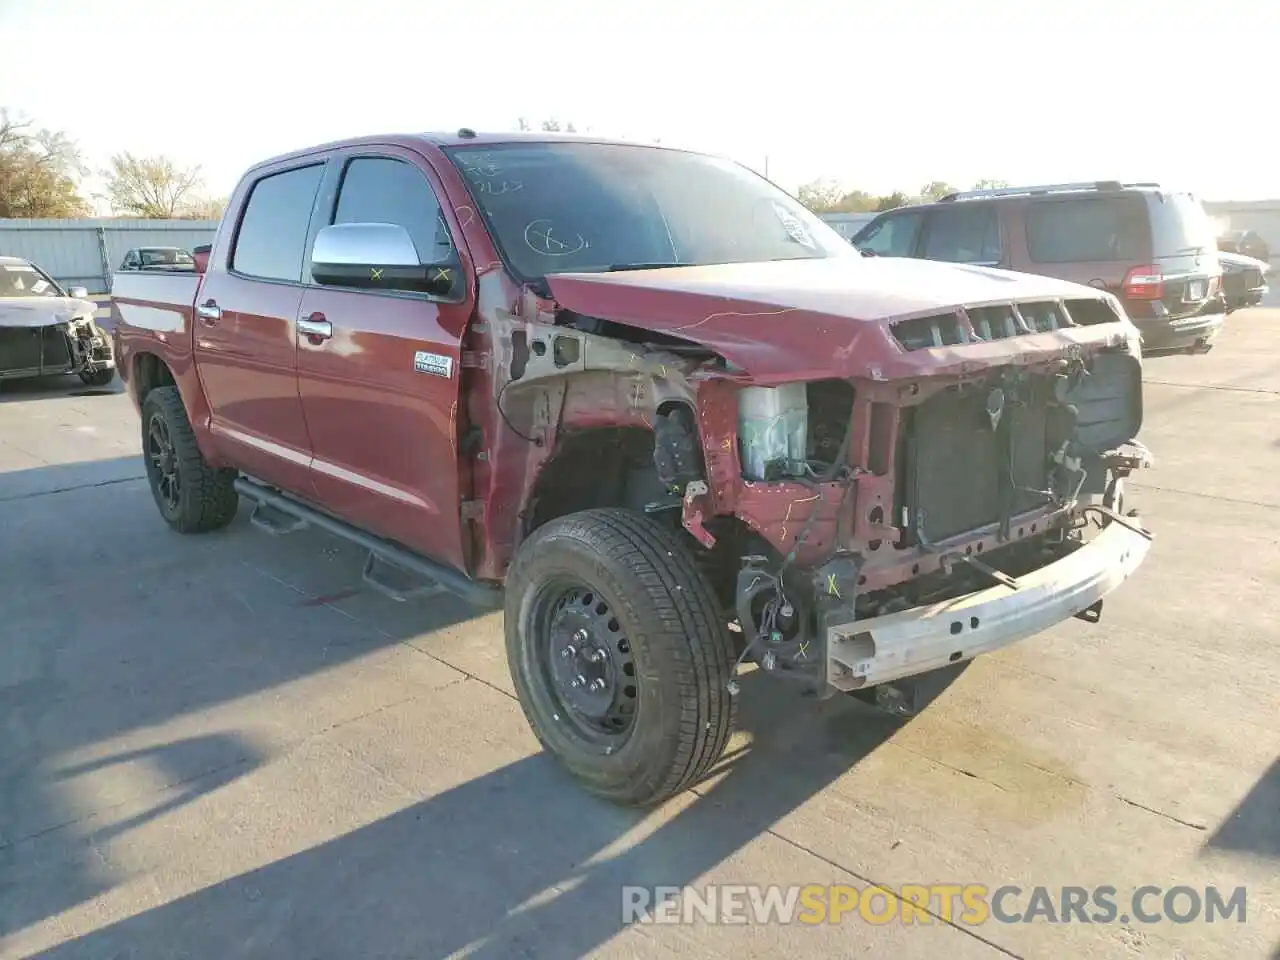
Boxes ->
[194,161,326,493]
[294,150,473,573]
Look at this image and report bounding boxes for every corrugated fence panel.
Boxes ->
[100,222,220,282]
[0,219,219,293]
[0,222,104,291]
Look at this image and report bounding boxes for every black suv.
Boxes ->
[851,181,1226,355]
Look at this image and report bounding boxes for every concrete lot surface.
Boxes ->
[1,315,1278,959]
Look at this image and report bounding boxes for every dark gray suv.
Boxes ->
[852,181,1226,355]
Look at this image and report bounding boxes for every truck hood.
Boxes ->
[545,257,1115,380]
[0,296,97,329]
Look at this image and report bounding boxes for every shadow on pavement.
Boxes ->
[0,734,269,940]
[0,457,489,942]
[0,454,144,502]
[32,672,918,960]
[0,373,125,403]
[1204,758,1280,861]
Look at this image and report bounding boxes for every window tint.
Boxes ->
[1148,192,1216,257]
[332,157,455,266]
[1026,196,1147,263]
[922,204,1001,263]
[232,164,324,282]
[854,212,922,257]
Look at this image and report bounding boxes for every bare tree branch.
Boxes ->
[102,152,207,218]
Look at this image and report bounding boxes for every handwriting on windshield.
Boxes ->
[475,179,523,195]
[459,154,501,178]
[524,219,587,257]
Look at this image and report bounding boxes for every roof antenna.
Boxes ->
[457,127,477,139]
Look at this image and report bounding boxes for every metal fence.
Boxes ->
[0,218,219,294]
[820,212,876,240]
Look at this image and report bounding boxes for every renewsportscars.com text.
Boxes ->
[622,884,1248,926]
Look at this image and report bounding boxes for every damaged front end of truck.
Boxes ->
[482,259,1154,707]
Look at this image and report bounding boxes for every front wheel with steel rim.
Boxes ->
[140,386,239,533]
[506,508,736,807]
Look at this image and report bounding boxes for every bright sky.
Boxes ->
[3,0,1277,206]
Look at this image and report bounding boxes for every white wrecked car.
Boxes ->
[0,256,115,387]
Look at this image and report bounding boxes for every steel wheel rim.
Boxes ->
[147,414,180,511]
[533,577,638,746]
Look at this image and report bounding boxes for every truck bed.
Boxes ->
[111,271,201,334]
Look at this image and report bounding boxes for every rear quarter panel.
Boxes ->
[110,270,220,462]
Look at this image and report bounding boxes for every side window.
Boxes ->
[922,204,1002,263]
[232,164,325,282]
[854,212,923,257]
[331,157,456,269]
[1026,197,1146,263]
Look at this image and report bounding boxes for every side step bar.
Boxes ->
[233,477,500,609]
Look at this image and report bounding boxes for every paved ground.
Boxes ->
[1,315,1277,960]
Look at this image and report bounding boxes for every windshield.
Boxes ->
[0,261,61,298]
[445,142,854,281]
[140,248,195,267]
[1149,192,1218,257]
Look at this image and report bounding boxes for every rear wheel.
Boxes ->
[141,386,238,533]
[505,508,736,806]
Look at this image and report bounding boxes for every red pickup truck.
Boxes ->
[112,131,1154,806]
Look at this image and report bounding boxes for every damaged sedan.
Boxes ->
[0,256,115,387]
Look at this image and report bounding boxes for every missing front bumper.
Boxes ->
[0,324,114,380]
[825,516,1152,692]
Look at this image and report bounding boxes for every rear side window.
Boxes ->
[1148,192,1217,257]
[332,157,455,265]
[1026,196,1146,263]
[855,212,923,257]
[922,204,1001,263]
[232,164,324,282]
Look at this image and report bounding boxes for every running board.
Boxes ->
[232,477,500,609]
[362,553,444,603]
[249,501,309,536]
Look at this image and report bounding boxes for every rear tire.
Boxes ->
[141,386,238,533]
[505,508,736,806]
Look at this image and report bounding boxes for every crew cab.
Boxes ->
[111,131,1154,807]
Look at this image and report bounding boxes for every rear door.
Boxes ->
[194,161,325,493]
[294,148,473,572]
[917,202,1005,267]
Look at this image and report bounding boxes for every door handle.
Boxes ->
[297,313,332,341]
[196,300,221,323]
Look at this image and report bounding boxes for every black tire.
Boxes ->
[140,386,239,533]
[78,367,116,387]
[505,508,737,807]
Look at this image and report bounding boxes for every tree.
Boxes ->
[796,179,845,213]
[538,118,577,133]
[796,179,880,214]
[102,152,209,218]
[0,109,90,218]
[874,191,910,212]
[971,178,1009,191]
[918,180,959,202]
[178,196,228,220]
